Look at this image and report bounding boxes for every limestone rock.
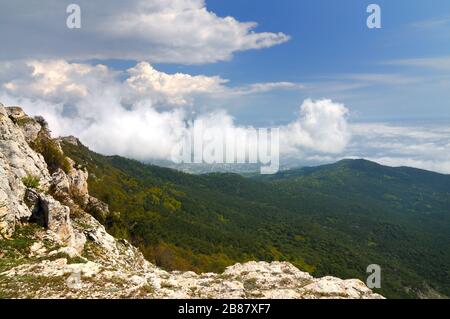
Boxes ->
[58,136,80,146]
[6,106,26,119]
[67,166,89,204]
[51,169,71,196]
[0,189,12,238]
[301,276,382,299]
[6,106,42,143]
[85,196,110,222]
[39,194,74,245]
[51,164,103,218]
[0,103,51,238]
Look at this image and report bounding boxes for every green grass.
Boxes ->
[0,224,43,272]
[22,175,40,189]
[0,274,68,299]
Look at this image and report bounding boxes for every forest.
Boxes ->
[62,141,450,299]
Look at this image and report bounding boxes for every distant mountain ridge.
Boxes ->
[60,136,450,299]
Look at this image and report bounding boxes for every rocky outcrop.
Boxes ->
[67,165,89,204]
[6,106,42,143]
[40,193,74,245]
[0,104,80,246]
[0,207,384,299]
[0,103,51,238]
[0,103,384,299]
[50,169,72,201]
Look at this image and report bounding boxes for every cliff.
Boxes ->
[0,102,383,299]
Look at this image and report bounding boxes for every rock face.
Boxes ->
[6,106,42,143]
[0,104,51,238]
[0,103,384,299]
[39,193,74,245]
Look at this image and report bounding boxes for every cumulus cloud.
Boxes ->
[0,60,349,163]
[2,59,448,174]
[0,0,290,64]
[1,60,302,110]
[1,60,116,105]
[123,62,228,106]
[280,99,350,155]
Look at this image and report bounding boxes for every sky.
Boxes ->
[0,0,449,173]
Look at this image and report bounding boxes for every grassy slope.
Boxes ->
[62,142,450,298]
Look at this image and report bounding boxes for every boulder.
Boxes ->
[68,166,89,205]
[51,169,71,200]
[86,196,110,222]
[40,194,74,245]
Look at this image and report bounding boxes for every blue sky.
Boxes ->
[0,0,449,172]
[150,0,450,125]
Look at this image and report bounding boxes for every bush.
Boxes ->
[22,175,40,189]
[31,132,72,174]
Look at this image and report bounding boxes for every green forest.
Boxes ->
[62,141,450,299]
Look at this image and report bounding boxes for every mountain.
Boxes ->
[0,103,382,299]
[59,133,450,298]
[3,103,449,299]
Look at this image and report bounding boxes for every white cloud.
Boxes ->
[4,59,448,174]
[348,123,450,174]
[411,16,450,29]
[281,99,350,155]
[386,56,450,71]
[0,0,289,64]
[2,59,449,174]
[1,60,116,104]
[234,82,304,95]
[0,60,348,162]
[342,73,422,86]
[123,62,228,106]
[1,60,303,110]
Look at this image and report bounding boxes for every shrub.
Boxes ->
[13,117,35,127]
[31,132,72,174]
[22,175,40,189]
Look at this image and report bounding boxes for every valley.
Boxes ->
[61,139,450,299]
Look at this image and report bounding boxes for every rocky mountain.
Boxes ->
[0,103,382,299]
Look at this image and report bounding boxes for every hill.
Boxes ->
[61,140,450,298]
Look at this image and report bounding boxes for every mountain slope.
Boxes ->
[61,139,450,298]
[0,103,382,299]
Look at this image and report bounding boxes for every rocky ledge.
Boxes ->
[0,102,383,299]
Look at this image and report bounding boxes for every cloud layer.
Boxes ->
[349,123,450,174]
[0,60,350,162]
[0,0,289,64]
[2,59,447,174]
